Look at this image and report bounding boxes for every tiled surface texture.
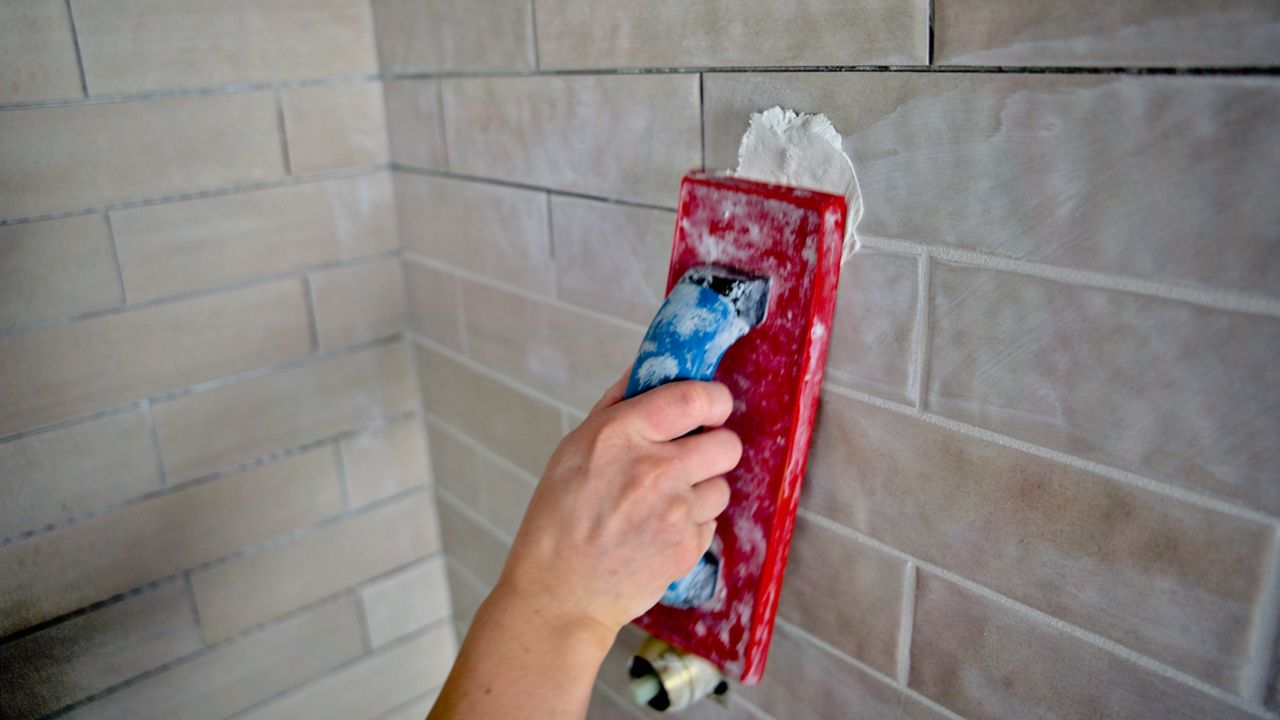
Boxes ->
[384,80,447,169]
[371,0,535,74]
[310,258,407,352]
[0,213,119,330]
[340,416,431,509]
[0,0,83,103]
[281,82,389,174]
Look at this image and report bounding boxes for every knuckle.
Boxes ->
[672,383,707,420]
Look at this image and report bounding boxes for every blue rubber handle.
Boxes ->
[626,278,751,608]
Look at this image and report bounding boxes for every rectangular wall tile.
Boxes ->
[910,572,1257,720]
[191,493,438,642]
[372,0,534,73]
[0,447,342,636]
[442,75,700,206]
[417,346,562,475]
[397,173,555,294]
[0,582,202,718]
[703,73,1280,298]
[461,280,641,412]
[385,80,447,169]
[310,258,406,352]
[805,394,1271,691]
[72,0,377,95]
[61,596,364,720]
[153,343,416,483]
[236,623,456,720]
[111,173,396,303]
[0,215,119,329]
[929,264,1280,516]
[429,423,535,538]
[282,82,389,174]
[0,279,310,437]
[776,515,906,677]
[445,560,488,635]
[825,249,917,403]
[359,557,451,648]
[405,261,465,352]
[0,93,283,220]
[438,497,511,587]
[550,196,672,325]
[0,410,159,541]
[935,0,1280,67]
[0,1,82,103]
[340,416,430,509]
[536,0,928,69]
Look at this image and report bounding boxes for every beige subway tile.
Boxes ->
[0,447,341,636]
[442,75,700,206]
[0,215,119,329]
[0,279,309,437]
[737,622,907,720]
[805,394,1271,691]
[238,622,456,720]
[461,280,641,412]
[282,83,389,175]
[111,174,396,303]
[703,73,1280,298]
[776,515,906,677]
[372,0,533,73]
[416,345,562,475]
[61,596,364,720]
[910,572,1257,719]
[935,0,1280,67]
[405,261,465,352]
[537,0,927,69]
[340,416,430,509]
[0,410,159,541]
[385,80,447,169]
[438,497,511,587]
[310,259,406,352]
[191,493,439,642]
[428,423,535,538]
[0,582,201,717]
[153,343,416,483]
[550,197,672,325]
[72,0,376,95]
[445,560,489,635]
[826,249,917,403]
[0,1,82,103]
[398,173,555,294]
[360,557,451,648]
[0,93,283,220]
[930,264,1280,516]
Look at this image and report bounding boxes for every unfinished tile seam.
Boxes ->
[0,163,388,228]
[777,617,966,720]
[139,398,167,487]
[896,561,917,684]
[0,74,385,113]
[795,509,1275,717]
[926,0,935,66]
[101,211,127,304]
[301,275,321,352]
[0,333,406,445]
[431,81,451,170]
[387,65,1280,81]
[0,408,419,547]
[402,345,452,568]
[392,163,676,212]
[833,384,1280,529]
[273,90,294,175]
[331,442,354,512]
[908,252,931,408]
[1,249,399,339]
[527,0,541,71]
[1243,532,1280,704]
[180,571,205,641]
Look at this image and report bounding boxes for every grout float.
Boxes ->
[732,106,863,263]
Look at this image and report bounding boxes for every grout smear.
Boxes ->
[732,106,863,263]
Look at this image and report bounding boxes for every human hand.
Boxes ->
[492,372,741,641]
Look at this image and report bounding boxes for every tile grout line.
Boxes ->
[63,0,88,97]
[828,383,1280,529]
[527,0,541,71]
[857,235,1280,319]
[0,163,386,228]
[411,332,582,418]
[927,0,935,66]
[896,561,917,685]
[182,571,206,642]
[0,248,399,340]
[0,74,385,113]
[1243,530,1280,704]
[698,72,707,170]
[332,441,353,511]
[302,275,321,352]
[392,162,677,212]
[909,251,931,408]
[795,510,1275,717]
[141,398,168,487]
[274,90,293,175]
[385,65,1280,80]
[101,211,127,305]
[433,81,451,171]
[777,617,966,720]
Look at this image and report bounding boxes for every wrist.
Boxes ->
[485,576,619,661]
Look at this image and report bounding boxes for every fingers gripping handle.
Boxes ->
[626,266,768,608]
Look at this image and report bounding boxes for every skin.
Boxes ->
[429,373,741,719]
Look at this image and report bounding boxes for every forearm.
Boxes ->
[429,578,617,720]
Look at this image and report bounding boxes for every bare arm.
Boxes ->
[428,374,740,719]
